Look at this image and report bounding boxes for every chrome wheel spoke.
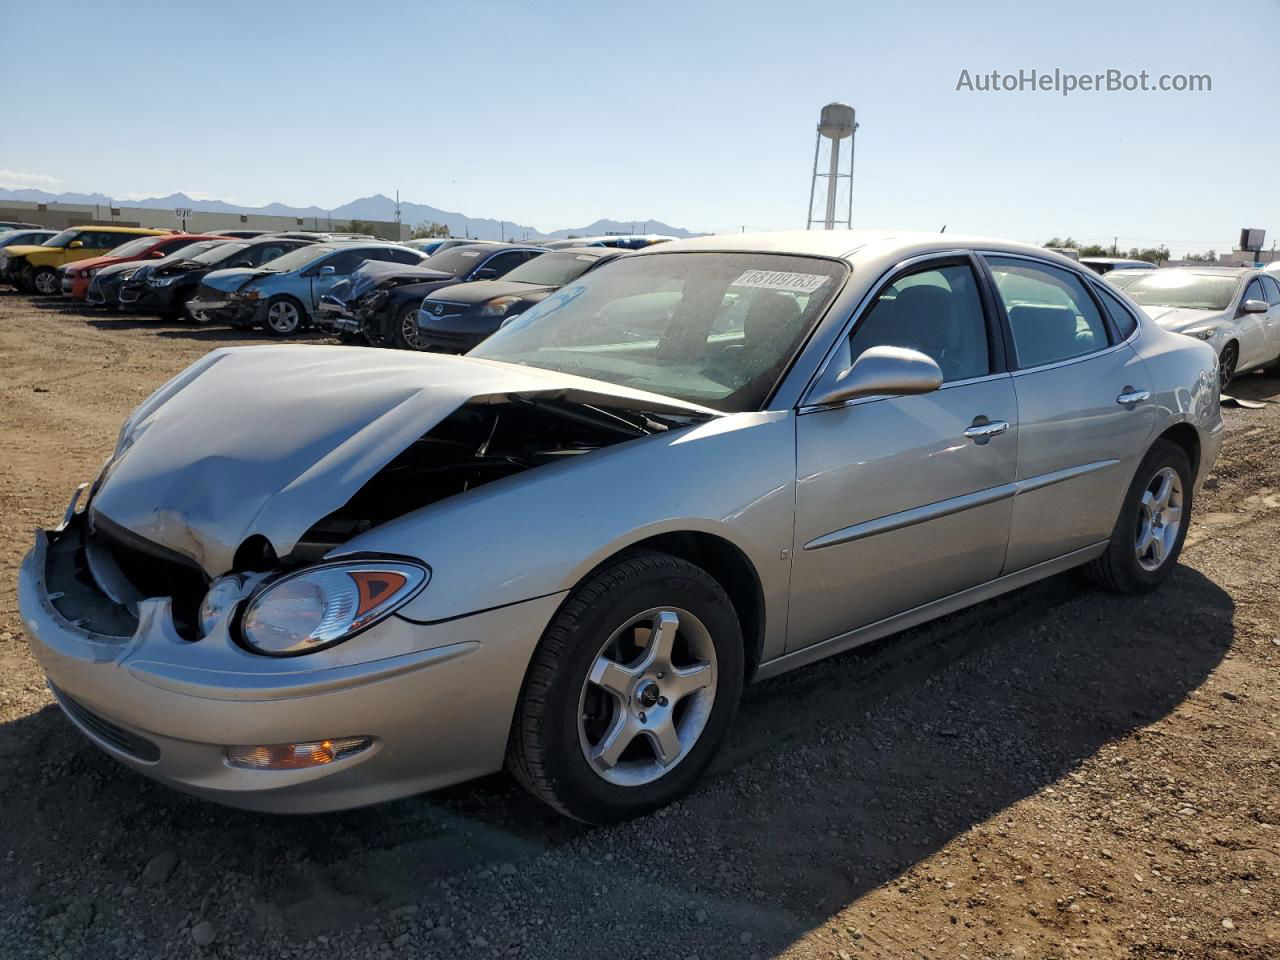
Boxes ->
[664,661,714,703]
[589,657,637,699]
[591,715,637,770]
[644,712,682,767]
[639,610,679,673]
[1149,532,1167,564]
[1153,473,1174,510]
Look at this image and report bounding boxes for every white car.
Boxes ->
[1121,267,1280,389]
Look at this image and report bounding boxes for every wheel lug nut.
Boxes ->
[658,696,668,707]
[656,671,665,679]
[638,711,647,723]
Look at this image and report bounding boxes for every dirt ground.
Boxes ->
[0,291,1277,960]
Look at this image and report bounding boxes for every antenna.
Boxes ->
[806,103,858,230]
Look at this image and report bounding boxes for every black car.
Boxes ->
[119,237,315,318]
[88,238,236,308]
[350,243,545,349]
[414,247,629,353]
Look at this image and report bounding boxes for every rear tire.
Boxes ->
[507,551,744,824]
[1083,439,1193,593]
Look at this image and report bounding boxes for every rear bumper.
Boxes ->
[18,514,560,812]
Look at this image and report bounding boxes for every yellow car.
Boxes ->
[0,225,173,295]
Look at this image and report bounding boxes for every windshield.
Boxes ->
[193,242,250,265]
[43,229,81,248]
[162,241,224,262]
[502,251,604,286]
[1124,272,1239,311]
[252,244,333,273]
[105,236,161,258]
[421,245,495,277]
[470,252,847,412]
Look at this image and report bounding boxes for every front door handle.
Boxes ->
[1116,388,1151,407]
[963,418,1009,444]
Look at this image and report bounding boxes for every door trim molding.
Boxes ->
[802,460,1118,552]
[756,542,1107,681]
[803,482,1016,551]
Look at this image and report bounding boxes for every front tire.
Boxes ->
[31,267,59,296]
[264,296,304,336]
[1217,341,1238,392]
[507,552,744,823]
[392,302,428,350]
[1084,439,1193,593]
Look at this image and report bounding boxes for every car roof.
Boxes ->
[1156,266,1247,276]
[68,225,173,235]
[632,228,1086,271]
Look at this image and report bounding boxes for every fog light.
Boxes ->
[226,737,372,770]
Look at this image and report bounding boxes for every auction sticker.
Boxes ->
[732,270,829,293]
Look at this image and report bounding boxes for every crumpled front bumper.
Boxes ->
[17,513,561,813]
[186,294,261,327]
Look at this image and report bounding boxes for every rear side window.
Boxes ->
[986,257,1110,368]
[848,263,990,382]
[1095,284,1139,339]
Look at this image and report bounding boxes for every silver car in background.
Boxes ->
[1121,266,1280,389]
[18,230,1222,823]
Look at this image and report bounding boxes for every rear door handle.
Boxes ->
[963,418,1009,444]
[1116,388,1151,407]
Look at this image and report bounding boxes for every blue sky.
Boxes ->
[3,0,1278,254]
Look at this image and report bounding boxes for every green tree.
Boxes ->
[1183,249,1217,263]
[410,220,450,239]
[339,219,382,236]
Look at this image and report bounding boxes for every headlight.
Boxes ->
[239,560,429,655]
[477,296,521,317]
[199,574,244,637]
[88,268,100,277]
[150,275,178,286]
[231,288,260,301]
[1182,327,1217,341]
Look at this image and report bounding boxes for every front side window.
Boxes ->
[43,229,82,248]
[471,252,846,412]
[1262,276,1280,306]
[986,257,1109,367]
[846,263,990,383]
[477,251,531,277]
[1243,278,1266,309]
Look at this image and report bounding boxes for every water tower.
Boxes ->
[806,102,858,230]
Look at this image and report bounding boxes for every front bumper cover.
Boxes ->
[18,512,560,812]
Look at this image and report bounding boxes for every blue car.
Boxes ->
[186,241,428,335]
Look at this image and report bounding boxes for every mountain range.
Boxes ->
[0,188,699,242]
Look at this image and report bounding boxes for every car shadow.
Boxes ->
[1228,368,1280,403]
[0,564,1233,954]
[79,314,335,342]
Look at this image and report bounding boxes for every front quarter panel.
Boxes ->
[331,411,797,663]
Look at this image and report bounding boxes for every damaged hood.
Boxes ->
[349,260,453,300]
[90,346,719,576]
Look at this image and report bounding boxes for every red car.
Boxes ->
[60,233,231,299]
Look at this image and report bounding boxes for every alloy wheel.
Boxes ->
[1218,344,1238,392]
[33,271,58,296]
[267,301,301,334]
[1134,466,1183,572]
[577,607,718,787]
[400,307,428,350]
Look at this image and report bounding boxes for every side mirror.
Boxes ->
[807,345,943,407]
[68,240,84,249]
[1241,298,1269,314]
[472,267,498,280]
[318,265,336,277]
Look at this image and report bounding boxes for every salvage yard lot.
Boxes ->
[0,291,1277,960]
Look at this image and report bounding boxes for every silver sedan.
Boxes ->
[18,230,1223,823]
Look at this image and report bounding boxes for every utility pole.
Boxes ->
[1113,236,1118,255]
[501,221,505,242]
[395,190,402,237]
